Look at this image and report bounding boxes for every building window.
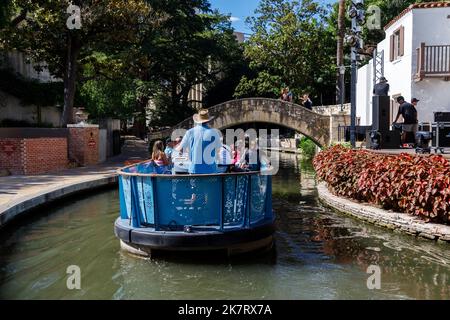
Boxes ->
[390,26,404,61]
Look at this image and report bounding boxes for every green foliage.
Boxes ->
[1,0,156,125]
[2,0,439,130]
[234,0,336,104]
[299,157,315,172]
[0,68,63,107]
[143,0,243,125]
[299,137,317,158]
[0,1,12,29]
[79,78,137,120]
[234,71,282,99]
[148,91,195,127]
[203,45,250,107]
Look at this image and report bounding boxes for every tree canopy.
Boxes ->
[234,0,336,104]
[1,0,445,129]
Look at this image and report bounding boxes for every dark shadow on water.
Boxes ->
[134,242,279,267]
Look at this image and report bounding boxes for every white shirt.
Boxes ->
[218,144,233,165]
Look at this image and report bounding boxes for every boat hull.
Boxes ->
[114,218,275,257]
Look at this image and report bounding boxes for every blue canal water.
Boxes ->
[0,153,449,299]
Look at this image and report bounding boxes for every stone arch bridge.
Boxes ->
[149,98,350,147]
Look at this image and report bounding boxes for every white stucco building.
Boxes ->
[357,2,450,125]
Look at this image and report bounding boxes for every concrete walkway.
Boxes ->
[0,138,149,228]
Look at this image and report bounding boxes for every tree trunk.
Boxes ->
[170,77,179,109]
[62,34,80,127]
[336,0,346,104]
[134,96,148,139]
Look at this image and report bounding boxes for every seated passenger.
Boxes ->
[217,141,233,173]
[152,140,171,174]
[164,138,175,162]
[175,109,221,174]
[231,141,242,165]
[236,140,269,171]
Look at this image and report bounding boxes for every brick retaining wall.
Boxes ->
[67,125,99,166]
[0,137,68,175]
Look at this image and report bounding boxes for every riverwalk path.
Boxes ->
[0,138,149,228]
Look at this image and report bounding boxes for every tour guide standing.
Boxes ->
[393,96,418,145]
[373,77,390,96]
[176,109,221,174]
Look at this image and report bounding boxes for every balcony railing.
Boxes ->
[416,43,450,81]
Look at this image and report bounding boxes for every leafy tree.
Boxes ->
[1,0,153,126]
[144,0,243,126]
[79,78,138,121]
[234,0,336,105]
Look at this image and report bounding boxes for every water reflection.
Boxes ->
[0,153,448,299]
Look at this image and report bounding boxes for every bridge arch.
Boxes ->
[150,98,332,147]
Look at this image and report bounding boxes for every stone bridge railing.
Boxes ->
[149,98,350,147]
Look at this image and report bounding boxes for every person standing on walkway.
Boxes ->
[301,93,313,110]
[176,109,221,174]
[393,96,418,146]
[280,88,288,101]
[286,87,293,102]
[373,77,390,96]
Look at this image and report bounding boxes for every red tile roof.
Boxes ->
[384,2,450,30]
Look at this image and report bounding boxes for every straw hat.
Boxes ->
[193,109,214,124]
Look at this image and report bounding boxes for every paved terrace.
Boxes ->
[0,138,149,228]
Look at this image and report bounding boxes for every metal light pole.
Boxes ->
[339,65,346,112]
[347,0,365,148]
[350,48,357,148]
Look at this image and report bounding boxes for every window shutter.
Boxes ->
[390,34,395,61]
[399,26,405,56]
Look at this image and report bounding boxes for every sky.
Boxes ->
[209,0,336,34]
[209,0,261,34]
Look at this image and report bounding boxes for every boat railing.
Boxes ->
[117,161,274,231]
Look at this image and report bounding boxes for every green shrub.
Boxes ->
[299,137,316,158]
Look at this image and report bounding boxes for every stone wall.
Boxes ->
[317,182,450,243]
[313,103,350,116]
[330,113,351,143]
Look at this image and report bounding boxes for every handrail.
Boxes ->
[117,159,275,178]
[148,97,331,139]
[118,166,273,230]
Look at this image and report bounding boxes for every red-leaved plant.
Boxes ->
[313,145,450,224]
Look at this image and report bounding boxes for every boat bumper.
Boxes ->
[114,218,275,255]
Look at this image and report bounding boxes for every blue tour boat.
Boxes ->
[114,160,275,256]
